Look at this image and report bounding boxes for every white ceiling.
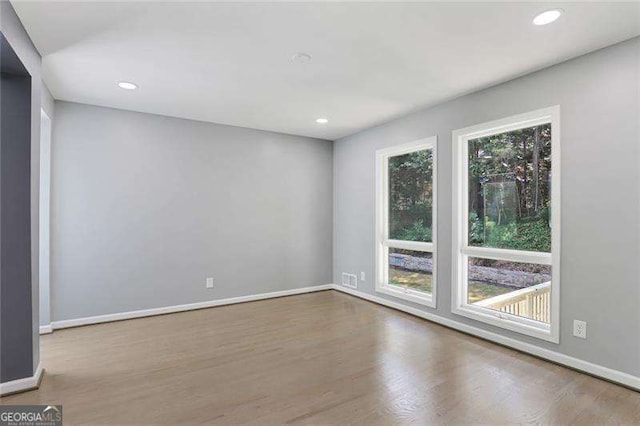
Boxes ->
[11,1,640,140]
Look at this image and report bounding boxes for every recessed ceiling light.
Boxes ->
[117,81,138,90]
[533,9,563,26]
[316,118,328,124]
[292,53,312,63]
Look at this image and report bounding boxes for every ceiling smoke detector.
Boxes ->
[292,52,312,63]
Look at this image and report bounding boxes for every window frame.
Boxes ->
[375,136,437,308]
[451,107,561,343]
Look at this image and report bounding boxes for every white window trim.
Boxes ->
[39,109,52,330]
[451,106,561,343]
[375,136,437,308]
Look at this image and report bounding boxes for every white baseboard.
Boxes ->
[0,363,43,396]
[51,284,334,330]
[39,324,53,334]
[332,284,640,391]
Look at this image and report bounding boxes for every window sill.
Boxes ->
[376,284,436,308]
[452,304,559,343]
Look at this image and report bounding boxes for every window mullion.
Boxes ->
[384,239,434,253]
[461,246,551,265]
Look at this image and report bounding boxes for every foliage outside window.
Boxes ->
[389,149,433,243]
[468,124,551,253]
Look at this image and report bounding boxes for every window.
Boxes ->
[452,107,560,342]
[376,137,437,307]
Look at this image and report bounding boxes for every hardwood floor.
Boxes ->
[2,290,639,424]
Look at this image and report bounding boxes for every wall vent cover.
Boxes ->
[341,273,357,289]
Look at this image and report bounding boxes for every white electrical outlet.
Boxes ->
[206,277,214,289]
[573,320,587,339]
[360,271,366,281]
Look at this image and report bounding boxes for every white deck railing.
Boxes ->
[475,281,551,323]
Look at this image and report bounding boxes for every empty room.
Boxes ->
[1,1,639,424]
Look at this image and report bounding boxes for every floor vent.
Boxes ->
[341,273,357,289]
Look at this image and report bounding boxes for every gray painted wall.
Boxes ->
[334,37,640,377]
[0,1,42,380]
[51,102,333,321]
[1,41,32,382]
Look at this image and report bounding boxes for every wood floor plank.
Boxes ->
[1,291,638,424]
